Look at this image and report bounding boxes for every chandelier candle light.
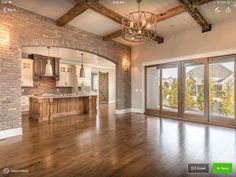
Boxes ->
[122,0,158,42]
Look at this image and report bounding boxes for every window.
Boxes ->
[161,64,179,113]
[145,54,236,127]
[184,62,205,116]
[209,57,234,119]
[91,73,98,91]
[146,66,160,110]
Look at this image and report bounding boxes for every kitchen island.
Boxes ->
[29,94,97,122]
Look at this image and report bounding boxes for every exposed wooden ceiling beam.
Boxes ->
[102,0,213,42]
[154,35,164,44]
[102,6,186,43]
[103,30,164,44]
[103,30,122,41]
[77,0,123,24]
[191,0,215,6]
[56,3,88,27]
[156,5,186,21]
[179,0,212,32]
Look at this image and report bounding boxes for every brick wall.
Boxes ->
[0,4,131,131]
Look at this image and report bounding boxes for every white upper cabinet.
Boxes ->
[21,59,33,87]
[56,64,75,87]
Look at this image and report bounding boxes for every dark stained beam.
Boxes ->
[103,29,164,44]
[154,35,164,44]
[191,0,215,7]
[56,3,88,27]
[156,5,186,21]
[77,0,123,24]
[179,0,212,32]
[102,1,212,42]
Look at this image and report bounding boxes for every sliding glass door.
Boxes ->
[145,66,160,115]
[209,55,236,126]
[182,60,207,121]
[145,54,236,127]
[161,63,180,117]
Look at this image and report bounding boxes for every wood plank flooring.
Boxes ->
[0,104,236,177]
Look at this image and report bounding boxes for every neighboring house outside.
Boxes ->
[186,64,233,95]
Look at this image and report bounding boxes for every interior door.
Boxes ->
[160,62,180,117]
[208,55,236,126]
[99,72,109,104]
[182,59,208,122]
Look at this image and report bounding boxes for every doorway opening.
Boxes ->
[20,46,116,116]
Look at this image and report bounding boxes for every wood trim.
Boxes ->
[145,65,161,114]
[154,35,164,44]
[156,5,185,22]
[56,3,88,26]
[144,54,236,128]
[103,29,164,43]
[192,0,215,7]
[208,54,236,126]
[160,64,163,113]
[102,0,213,41]
[160,62,179,117]
[181,58,208,122]
[179,0,212,32]
[78,0,123,24]
[144,113,236,129]
[205,58,209,121]
[103,30,122,41]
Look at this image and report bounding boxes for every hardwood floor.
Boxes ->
[0,104,236,177]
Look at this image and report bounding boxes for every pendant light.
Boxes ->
[80,53,85,77]
[45,46,53,77]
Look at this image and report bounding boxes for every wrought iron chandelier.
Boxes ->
[121,0,158,42]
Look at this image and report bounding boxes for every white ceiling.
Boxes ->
[12,0,236,47]
[100,0,180,16]
[157,12,199,37]
[13,0,74,20]
[22,47,116,69]
[68,9,121,36]
[198,1,236,24]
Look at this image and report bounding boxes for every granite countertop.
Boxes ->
[30,93,97,99]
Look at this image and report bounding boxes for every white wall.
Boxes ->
[131,18,236,112]
[91,68,116,103]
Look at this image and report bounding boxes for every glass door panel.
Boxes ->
[146,66,160,115]
[161,63,179,116]
[183,60,207,121]
[209,55,236,125]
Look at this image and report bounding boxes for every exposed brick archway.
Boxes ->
[20,38,119,65]
[0,5,131,132]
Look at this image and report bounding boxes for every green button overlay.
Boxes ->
[212,163,233,174]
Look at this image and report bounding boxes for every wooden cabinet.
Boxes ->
[21,59,33,87]
[56,64,75,87]
[30,54,60,81]
[76,65,91,86]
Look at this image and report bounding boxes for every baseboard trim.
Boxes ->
[131,108,144,114]
[115,108,131,114]
[0,127,22,139]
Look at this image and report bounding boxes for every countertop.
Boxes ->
[30,94,97,99]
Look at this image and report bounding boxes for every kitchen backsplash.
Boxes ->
[22,77,72,95]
